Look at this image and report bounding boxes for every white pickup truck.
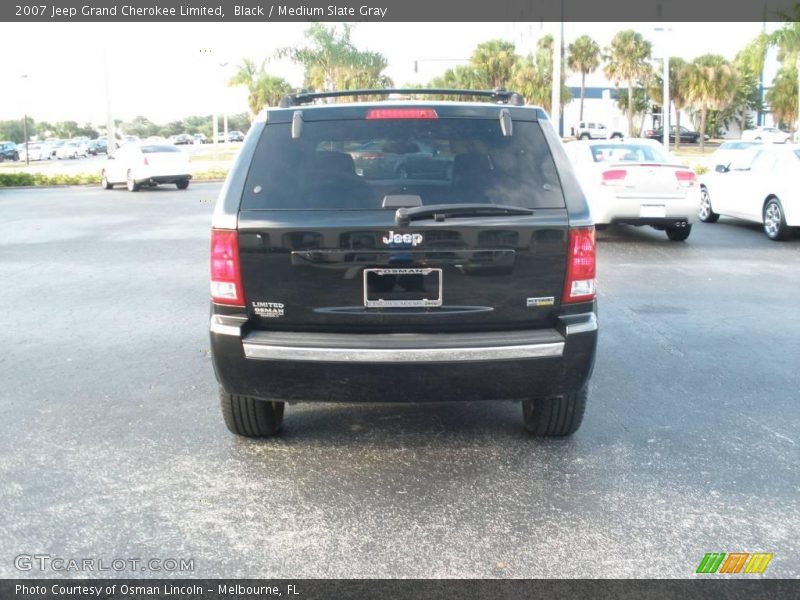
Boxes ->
[573,121,626,140]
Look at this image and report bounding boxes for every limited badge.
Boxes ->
[526,296,555,308]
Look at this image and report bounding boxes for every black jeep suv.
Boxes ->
[209,89,598,437]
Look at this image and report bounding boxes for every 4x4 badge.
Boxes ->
[382,231,423,246]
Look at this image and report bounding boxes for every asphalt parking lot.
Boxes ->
[1,183,798,578]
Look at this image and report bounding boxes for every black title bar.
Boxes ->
[3,0,800,22]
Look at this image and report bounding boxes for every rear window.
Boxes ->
[141,145,180,153]
[590,143,669,163]
[241,118,565,210]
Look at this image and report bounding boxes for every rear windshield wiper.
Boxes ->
[395,203,534,226]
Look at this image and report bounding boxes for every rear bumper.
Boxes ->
[135,173,192,184]
[210,310,598,403]
[590,189,700,226]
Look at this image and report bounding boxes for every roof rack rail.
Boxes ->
[278,88,525,108]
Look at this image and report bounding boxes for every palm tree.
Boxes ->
[513,36,572,113]
[686,54,737,152]
[228,58,291,119]
[766,64,798,137]
[567,35,600,121]
[604,30,653,137]
[470,39,519,89]
[769,23,800,139]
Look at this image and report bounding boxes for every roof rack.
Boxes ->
[278,88,525,108]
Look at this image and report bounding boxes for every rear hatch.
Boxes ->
[236,107,570,333]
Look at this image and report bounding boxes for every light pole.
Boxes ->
[654,27,672,151]
[21,74,30,166]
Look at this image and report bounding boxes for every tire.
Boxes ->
[100,171,113,190]
[579,133,590,140]
[126,170,140,192]
[522,385,587,436]
[698,187,720,223]
[666,224,692,241]
[610,133,622,139]
[176,179,190,190]
[13,152,19,161]
[763,198,789,241]
[220,389,284,437]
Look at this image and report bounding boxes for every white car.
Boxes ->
[564,139,700,241]
[56,142,85,159]
[699,145,799,240]
[741,126,791,144]
[573,121,625,140]
[101,143,191,192]
[709,140,762,169]
[18,144,49,161]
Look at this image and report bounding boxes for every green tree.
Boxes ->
[470,39,519,88]
[687,54,737,152]
[604,30,653,137]
[514,35,571,113]
[766,64,798,135]
[567,35,601,121]
[769,22,800,137]
[228,59,292,119]
[279,24,392,96]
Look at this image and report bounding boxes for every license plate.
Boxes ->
[363,268,442,308]
[640,204,666,218]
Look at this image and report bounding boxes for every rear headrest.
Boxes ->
[311,151,356,175]
[452,153,493,186]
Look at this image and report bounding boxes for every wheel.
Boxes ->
[176,179,190,190]
[763,198,789,241]
[220,389,284,437]
[522,385,587,436]
[754,137,761,141]
[13,152,19,161]
[579,133,590,140]
[100,171,113,190]
[126,170,140,192]
[610,133,622,139]
[698,187,720,223]
[666,224,692,241]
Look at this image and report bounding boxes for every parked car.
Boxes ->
[209,88,598,438]
[0,141,20,161]
[193,133,208,144]
[56,142,85,159]
[699,145,800,240]
[227,130,245,142]
[215,132,227,143]
[46,140,65,158]
[168,133,194,145]
[101,142,191,191]
[708,140,762,169]
[573,121,625,140]
[18,144,49,162]
[87,139,108,155]
[645,126,704,144]
[349,139,453,180]
[563,138,699,241]
[741,126,791,144]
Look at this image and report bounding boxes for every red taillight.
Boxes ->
[358,152,384,159]
[675,170,697,187]
[602,169,627,184]
[563,227,596,304]
[210,229,244,306]
[366,108,438,120]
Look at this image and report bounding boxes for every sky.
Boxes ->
[0,21,779,124]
